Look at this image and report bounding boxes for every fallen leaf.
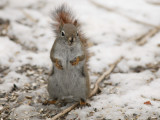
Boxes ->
[144,101,151,105]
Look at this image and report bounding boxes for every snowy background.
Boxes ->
[0,0,160,119]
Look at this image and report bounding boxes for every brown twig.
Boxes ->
[127,26,160,45]
[89,0,156,27]
[127,32,148,42]
[51,57,123,120]
[51,103,79,120]
[146,0,160,6]
[89,57,123,97]
[136,26,160,46]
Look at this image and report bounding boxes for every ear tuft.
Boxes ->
[51,4,80,35]
[73,20,77,26]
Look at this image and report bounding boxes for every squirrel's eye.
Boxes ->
[61,31,65,37]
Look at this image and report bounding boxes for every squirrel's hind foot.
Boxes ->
[79,99,90,107]
[42,100,57,105]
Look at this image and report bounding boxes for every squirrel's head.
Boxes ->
[52,4,87,47]
[58,23,79,46]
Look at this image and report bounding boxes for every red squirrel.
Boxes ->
[47,4,90,105]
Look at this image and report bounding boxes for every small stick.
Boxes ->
[89,56,123,97]
[146,1,160,6]
[51,57,123,120]
[20,9,37,23]
[51,103,79,120]
[137,26,160,46]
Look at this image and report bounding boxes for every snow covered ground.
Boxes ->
[0,0,160,119]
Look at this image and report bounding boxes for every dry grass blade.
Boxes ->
[20,9,37,23]
[127,31,149,42]
[137,26,160,46]
[89,0,156,27]
[51,57,123,120]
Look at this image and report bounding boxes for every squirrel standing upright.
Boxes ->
[47,4,90,104]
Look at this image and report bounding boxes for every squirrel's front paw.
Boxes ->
[70,57,80,66]
[55,59,63,70]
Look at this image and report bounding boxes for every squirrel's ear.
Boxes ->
[73,20,78,26]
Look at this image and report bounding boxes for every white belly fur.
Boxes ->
[48,43,87,102]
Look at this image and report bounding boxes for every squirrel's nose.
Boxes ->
[68,37,74,44]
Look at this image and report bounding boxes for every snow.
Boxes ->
[0,0,160,119]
